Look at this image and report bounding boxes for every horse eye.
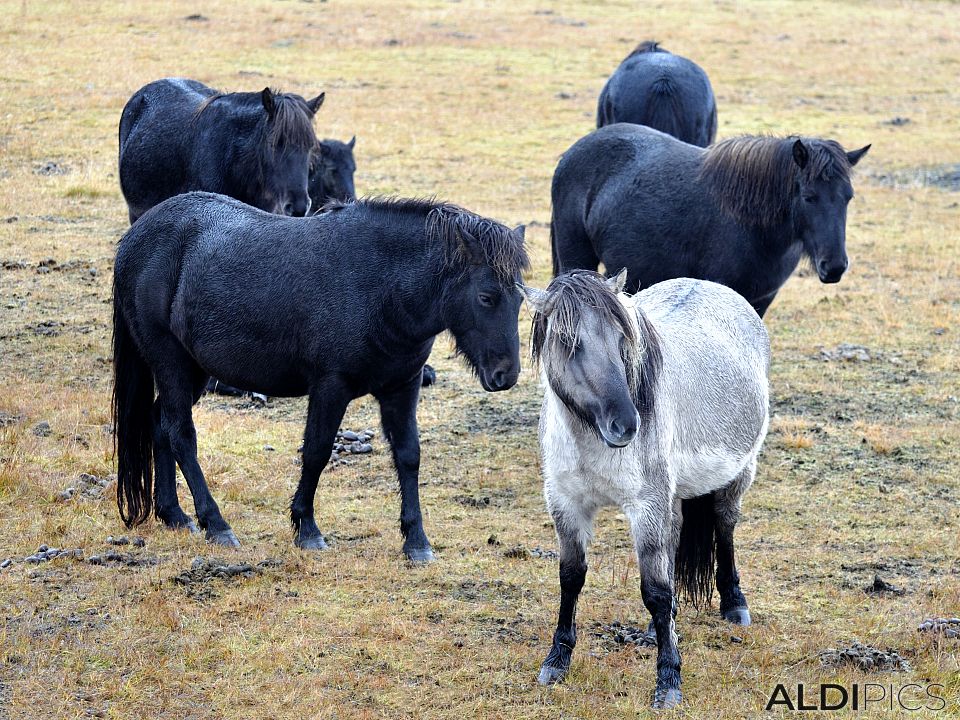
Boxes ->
[803,194,817,204]
[478,293,495,308]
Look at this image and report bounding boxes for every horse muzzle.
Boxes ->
[479,357,520,392]
[599,411,640,448]
[816,257,848,284]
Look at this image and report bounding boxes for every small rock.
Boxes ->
[106,536,129,546]
[730,635,744,644]
[263,444,275,452]
[341,430,360,442]
[865,574,905,596]
[355,443,373,454]
[0,558,12,569]
[37,544,49,553]
[88,555,103,565]
[503,546,529,559]
[132,537,145,548]
[25,555,43,564]
[33,421,52,437]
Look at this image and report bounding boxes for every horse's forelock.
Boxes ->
[700,136,853,227]
[530,272,661,417]
[264,92,318,152]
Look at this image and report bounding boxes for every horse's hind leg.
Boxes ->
[291,380,352,550]
[152,399,198,533]
[538,501,594,685]
[714,459,756,625]
[155,354,237,547]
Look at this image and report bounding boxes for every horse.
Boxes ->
[308,137,357,209]
[550,124,870,316]
[522,270,769,709]
[112,192,528,562]
[596,41,717,147]
[118,78,324,223]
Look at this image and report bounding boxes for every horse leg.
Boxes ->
[715,459,756,625]
[156,356,237,547]
[538,502,593,685]
[376,376,432,563]
[627,491,683,710]
[291,381,352,550]
[152,398,198,533]
[644,498,682,643]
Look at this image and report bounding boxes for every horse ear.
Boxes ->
[513,224,526,241]
[307,92,325,114]
[792,139,809,169]
[846,144,871,166]
[518,284,548,312]
[606,268,628,294]
[261,88,276,119]
[348,135,356,150]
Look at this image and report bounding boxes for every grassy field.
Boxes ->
[1,0,958,717]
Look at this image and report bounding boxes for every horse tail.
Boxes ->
[112,287,155,528]
[550,212,560,277]
[640,77,685,142]
[674,493,717,608]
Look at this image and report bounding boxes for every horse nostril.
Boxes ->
[283,202,294,216]
[492,369,507,389]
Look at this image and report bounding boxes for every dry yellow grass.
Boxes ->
[1,1,959,718]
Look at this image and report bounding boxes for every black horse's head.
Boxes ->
[430,207,528,392]
[308,136,357,211]
[791,139,871,283]
[257,88,325,217]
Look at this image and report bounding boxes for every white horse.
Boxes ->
[522,270,769,710]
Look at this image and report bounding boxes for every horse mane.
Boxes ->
[625,40,665,60]
[195,88,317,152]
[699,135,852,227]
[530,271,662,420]
[320,197,529,282]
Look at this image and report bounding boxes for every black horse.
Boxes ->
[596,41,717,147]
[119,78,324,223]
[308,137,357,209]
[112,192,528,562]
[551,124,870,316]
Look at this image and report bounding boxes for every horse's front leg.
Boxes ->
[538,501,594,685]
[377,375,432,563]
[627,494,683,710]
[291,380,352,549]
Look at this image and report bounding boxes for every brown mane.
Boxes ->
[699,136,852,227]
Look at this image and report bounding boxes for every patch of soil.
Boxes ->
[502,545,558,560]
[173,556,278,600]
[869,163,960,191]
[864,574,906,596]
[917,617,959,638]
[87,551,157,568]
[33,161,69,176]
[0,411,24,427]
[452,488,515,509]
[451,579,530,604]
[818,343,876,362]
[818,641,912,672]
[475,615,539,645]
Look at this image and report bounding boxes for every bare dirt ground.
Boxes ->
[1,1,958,718]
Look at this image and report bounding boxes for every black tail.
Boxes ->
[112,291,155,527]
[641,77,686,141]
[675,493,717,608]
[550,214,560,278]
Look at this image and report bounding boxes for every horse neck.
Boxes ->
[373,222,449,346]
[217,111,268,199]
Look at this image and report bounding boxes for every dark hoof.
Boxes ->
[249,392,268,405]
[295,533,329,551]
[206,529,240,547]
[721,606,752,626]
[537,663,568,686]
[161,514,200,534]
[421,364,437,387]
[652,687,682,710]
[404,546,435,564]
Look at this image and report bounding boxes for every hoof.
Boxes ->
[404,546,435,564]
[295,533,329,551]
[537,664,568,686]
[721,606,752,626]
[185,520,201,535]
[249,392,268,405]
[652,687,682,710]
[206,528,240,548]
[421,364,437,387]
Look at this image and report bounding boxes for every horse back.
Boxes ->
[637,278,769,476]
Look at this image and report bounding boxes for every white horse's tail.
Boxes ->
[675,493,716,607]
